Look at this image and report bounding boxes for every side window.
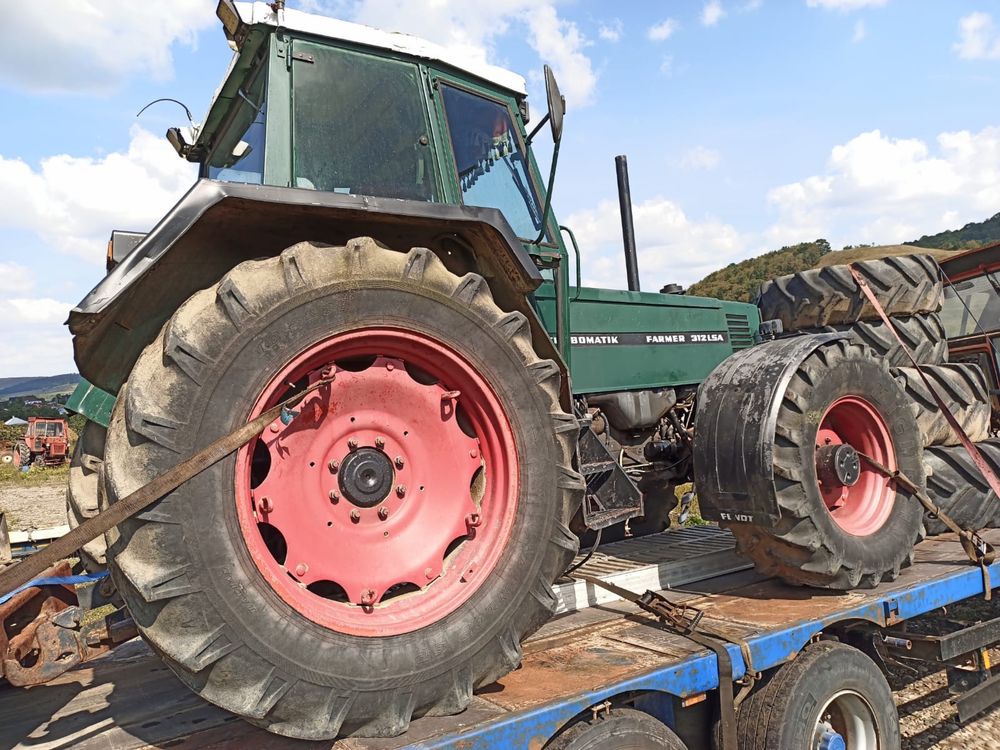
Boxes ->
[439,84,545,240]
[206,65,267,184]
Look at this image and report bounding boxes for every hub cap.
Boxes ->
[816,396,896,536]
[235,328,519,636]
[812,690,878,750]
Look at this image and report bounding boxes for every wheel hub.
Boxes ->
[338,447,394,508]
[816,443,861,488]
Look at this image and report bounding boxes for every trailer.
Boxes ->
[3,524,999,749]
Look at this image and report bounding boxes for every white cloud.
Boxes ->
[7,298,72,325]
[805,0,887,9]
[954,12,1000,60]
[340,0,598,106]
[0,1,216,94]
[0,297,76,377]
[598,19,624,43]
[0,126,197,264]
[701,1,726,26]
[766,127,1000,249]
[681,146,722,170]
[659,56,676,77]
[852,19,867,42]
[0,263,34,294]
[565,197,748,289]
[648,18,680,41]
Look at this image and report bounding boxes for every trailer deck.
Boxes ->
[3,526,999,750]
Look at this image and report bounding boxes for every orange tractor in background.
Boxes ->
[0,418,69,469]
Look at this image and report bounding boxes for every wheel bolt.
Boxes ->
[470,449,479,459]
[378,506,389,520]
[425,567,434,580]
[395,456,405,469]
[396,484,406,498]
[375,436,385,449]
[328,459,339,473]
[294,563,308,577]
[259,497,273,513]
[361,589,376,606]
[350,509,361,523]
[348,438,358,451]
[824,437,832,445]
[270,424,280,433]
[328,491,339,503]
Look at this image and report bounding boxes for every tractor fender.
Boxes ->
[693,332,847,525]
[69,179,551,396]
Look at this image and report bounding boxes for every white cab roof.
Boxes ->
[234,2,527,95]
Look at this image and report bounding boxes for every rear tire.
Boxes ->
[734,641,900,750]
[923,439,1000,535]
[892,363,991,446]
[103,239,582,740]
[757,255,942,330]
[805,312,948,367]
[66,421,108,571]
[547,708,686,749]
[726,340,926,589]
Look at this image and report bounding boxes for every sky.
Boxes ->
[2,0,1000,377]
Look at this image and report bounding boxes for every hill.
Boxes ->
[814,244,952,267]
[687,240,831,302]
[908,212,1000,251]
[0,374,80,400]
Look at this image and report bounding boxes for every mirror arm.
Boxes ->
[525,112,551,146]
[533,138,561,245]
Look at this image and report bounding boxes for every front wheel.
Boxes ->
[104,239,582,740]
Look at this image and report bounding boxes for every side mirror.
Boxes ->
[544,65,565,143]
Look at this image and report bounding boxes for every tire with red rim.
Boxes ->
[727,339,926,589]
[102,238,582,740]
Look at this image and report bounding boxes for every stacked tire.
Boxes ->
[725,255,1000,589]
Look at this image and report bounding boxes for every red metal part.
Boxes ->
[235,327,519,636]
[816,396,896,536]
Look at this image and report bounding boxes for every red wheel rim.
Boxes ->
[816,396,896,536]
[235,328,519,637]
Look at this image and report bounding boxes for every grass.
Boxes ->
[0,464,69,487]
[669,482,711,527]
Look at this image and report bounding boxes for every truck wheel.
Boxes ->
[758,255,942,330]
[66,421,108,571]
[547,708,686,749]
[103,238,582,740]
[807,312,948,367]
[727,340,925,589]
[892,363,991,446]
[0,450,15,466]
[924,440,1000,535]
[734,641,900,750]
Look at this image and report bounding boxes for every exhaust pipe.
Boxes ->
[615,154,641,292]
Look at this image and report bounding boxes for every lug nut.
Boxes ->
[375,436,385,449]
[259,497,273,513]
[396,484,406,498]
[395,456,405,469]
[360,589,376,606]
[470,449,479,459]
[328,459,339,473]
[270,424,280,433]
[350,509,361,523]
[424,567,434,580]
[328,490,339,503]
[294,563,308,577]
[348,438,359,451]
[378,506,389,520]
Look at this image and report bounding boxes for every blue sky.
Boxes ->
[1,0,1000,377]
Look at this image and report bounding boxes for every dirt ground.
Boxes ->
[2,477,1000,748]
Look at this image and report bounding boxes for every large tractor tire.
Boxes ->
[892,363,991,446]
[758,254,942,330]
[103,238,582,740]
[15,442,29,469]
[725,340,926,589]
[807,312,948,368]
[923,440,1000,536]
[66,420,108,571]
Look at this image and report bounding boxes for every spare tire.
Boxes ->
[805,312,948,368]
[923,440,1000,535]
[892,363,991,446]
[758,255,942,330]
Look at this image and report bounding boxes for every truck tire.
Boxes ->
[758,254,942,330]
[15,442,29,468]
[547,707,686,749]
[102,238,582,740]
[892,363,991,446]
[727,340,926,589]
[923,440,1000,535]
[806,312,948,367]
[734,641,900,750]
[66,421,108,571]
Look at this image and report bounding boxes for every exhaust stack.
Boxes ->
[615,155,641,292]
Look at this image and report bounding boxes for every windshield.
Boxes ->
[940,274,1000,338]
[291,42,438,201]
[439,84,545,240]
[206,64,266,184]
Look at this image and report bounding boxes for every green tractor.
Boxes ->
[63,1,987,740]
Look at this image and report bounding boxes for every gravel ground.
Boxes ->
[3,478,1000,747]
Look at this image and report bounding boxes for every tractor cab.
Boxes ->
[170,1,556,248]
